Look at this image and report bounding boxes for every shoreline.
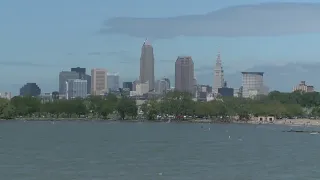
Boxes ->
[2,118,320,127]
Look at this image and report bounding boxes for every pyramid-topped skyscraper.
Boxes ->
[139,38,155,91]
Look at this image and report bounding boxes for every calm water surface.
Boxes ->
[0,121,320,179]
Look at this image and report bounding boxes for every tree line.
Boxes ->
[0,90,320,121]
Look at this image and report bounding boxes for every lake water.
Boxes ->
[0,121,320,180]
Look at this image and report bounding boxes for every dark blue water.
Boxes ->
[0,121,319,180]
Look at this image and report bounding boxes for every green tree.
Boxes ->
[0,98,15,119]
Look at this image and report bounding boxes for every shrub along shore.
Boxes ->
[0,91,320,123]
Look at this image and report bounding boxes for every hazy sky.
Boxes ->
[1,0,320,93]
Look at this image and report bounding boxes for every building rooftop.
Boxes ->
[241,72,264,75]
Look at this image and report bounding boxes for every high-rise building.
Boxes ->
[132,80,140,91]
[136,82,149,95]
[175,56,194,93]
[91,68,107,95]
[139,39,155,91]
[59,71,79,95]
[213,52,224,93]
[20,83,41,96]
[71,67,86,79]
[85,74,91,94]
[123,82,133,91]
[241,72,264,98]
[107,72,120,92]
[71,67,91,94]
[66,79,87,99]
[155,78,170,94]
[163,78,171,89]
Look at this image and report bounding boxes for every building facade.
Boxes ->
[213,52,224,93]
[59,71,79,95]
[123,82,133,91]
[132,80,140,91]
[91,68,107,95]
[136,82,149,96]
[218,87,234,97]
[139,39,155,91]
[155,78,170,94]
[20,83,41,96]
[71,67,86,79]
[175,56,194,93]
[107,72,120,92]
[66,79,87,99]
[71,67,91,94]
[241,72,264,98]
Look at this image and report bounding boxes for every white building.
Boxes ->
[0,92,11,100]
[136,81,149,95]
[66,79,87,99]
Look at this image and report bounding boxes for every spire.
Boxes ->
[143,38,150,46]
[216,51,221,64]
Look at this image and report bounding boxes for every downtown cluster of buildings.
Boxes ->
[3,39,316,101]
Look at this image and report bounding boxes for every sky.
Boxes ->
[1,0,320,94]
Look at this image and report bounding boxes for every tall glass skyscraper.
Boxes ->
[107,73,120,92]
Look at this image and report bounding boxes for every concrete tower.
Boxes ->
[213,52,224,93]
[139,38,155,91]
[175,56,194,93]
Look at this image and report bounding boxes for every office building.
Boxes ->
[123,82,133,91]
[71,67,86,79]
[20,83,41,96]
[213,52,224,93]
[107,72,120,92]
[136,81,149,95]
[155,78,170,94]
[91,68,107,95]
[218,87,234,97]
[70,67,91,94]
[175,56,194,93]
[59,71,79,95]
[139,39,155,91]
[163,78,171,89]
[241,72,264,98]
[132,80,140,91]
[85,74,91,94]
[293,81,314,93]
[66,79,87,99]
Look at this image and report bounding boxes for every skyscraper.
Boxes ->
[66,79,87,99]
[107,72,120,92]
[213,52,224,93]
[155,78,170,94]
[241,72,264,98]
[59,71,79,95]
[71,67,86,79]
[139,39,155,91]
[175,56,194,93]
[91,68,107,95]
[71,67,91,94]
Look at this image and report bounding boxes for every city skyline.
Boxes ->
[2,0,320,93]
